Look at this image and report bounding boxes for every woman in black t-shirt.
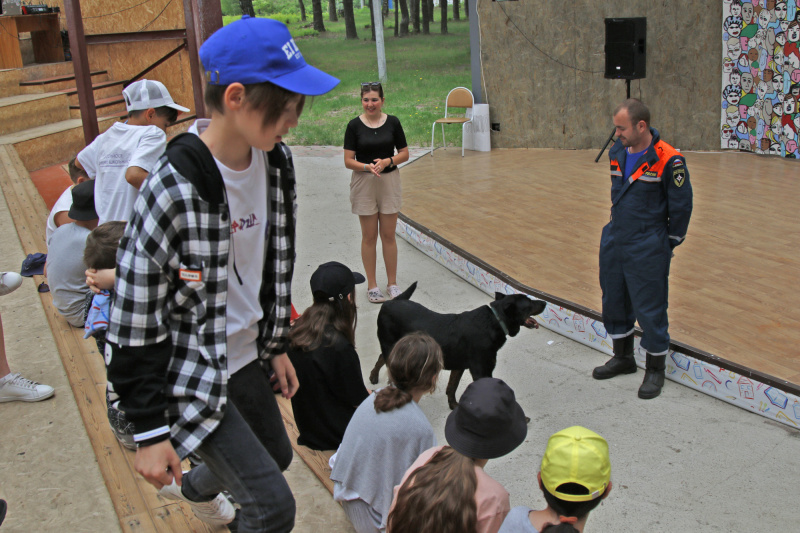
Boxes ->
[288,261,370,451]
[343,82,410,303]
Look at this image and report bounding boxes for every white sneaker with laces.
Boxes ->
[0,373,55,402]
[159,478,235,526]
[386,284,402,299]
[0,272,23,296]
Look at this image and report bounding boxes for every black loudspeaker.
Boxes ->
[604,18,647,80]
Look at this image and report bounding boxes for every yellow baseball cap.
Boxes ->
[541,426,611,502]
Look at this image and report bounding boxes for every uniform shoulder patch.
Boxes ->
[672,158,684,167]
[673,168,686,187]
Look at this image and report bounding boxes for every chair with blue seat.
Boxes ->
[430,87,474,157]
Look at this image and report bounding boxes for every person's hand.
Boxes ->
[270,353,299,399]
[86,268,115,293]
[134,439,183,490]
[370,158,385,177]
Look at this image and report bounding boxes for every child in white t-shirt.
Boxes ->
[46,157,89,247]
[76,79,188,224]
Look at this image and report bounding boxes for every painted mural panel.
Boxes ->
[721,0,800,156]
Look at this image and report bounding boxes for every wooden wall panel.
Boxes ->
[477,1,722,151]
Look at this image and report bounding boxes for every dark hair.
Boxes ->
[374,332,443,413]
[289,290,358,349]
[128,106,179,125]
[614,98,650,128]
[68,157,88,184]
[204,81,306,128]
[386,446,477,533]
[84,221,126,270]
[360,82,384,98]
[540,482,605,533]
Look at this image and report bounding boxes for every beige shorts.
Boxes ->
[349,168,402,215]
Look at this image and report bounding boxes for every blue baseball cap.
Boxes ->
[200,16,339,96]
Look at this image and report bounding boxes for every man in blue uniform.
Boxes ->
[593,99,693,399]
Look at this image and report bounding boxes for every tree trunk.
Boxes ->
[453,0,459,21]
[312,0,326,31]
[239,0,255,17]
[328,0,338,21]
[421,0,429,34]
[394,0,398,36]
[298,0,307,21]
[343,0,358,39]
[411,0,420,34]
[368,0,376,41]
[440,0,447,34]
[464,0,468,19]
[399,0,409,36]
[382,0,389,19]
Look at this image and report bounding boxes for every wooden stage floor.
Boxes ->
[399,147,800,388]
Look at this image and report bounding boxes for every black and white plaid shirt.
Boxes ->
[106,133,296,458]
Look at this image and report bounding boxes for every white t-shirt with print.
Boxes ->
[77,122,166,224]
[46,185,74,247]
[189,119,269,376]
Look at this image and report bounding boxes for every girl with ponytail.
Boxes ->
[288,262,370,451]
[330,332,443,533]
[387,378,528,533]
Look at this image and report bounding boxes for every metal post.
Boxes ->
[372,0,387,83]
[63,0,99,144]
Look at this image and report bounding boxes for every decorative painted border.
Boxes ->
[396,217,800,429]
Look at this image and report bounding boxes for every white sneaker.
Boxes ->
[0,272,22,296]
[0,373,55,402]
[159,478,235,526]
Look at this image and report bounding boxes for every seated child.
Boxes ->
[497,426,612,533]
[288,261,370,451]
[330,332,444,533]
[82,221,132,449]
[387,377,528,533]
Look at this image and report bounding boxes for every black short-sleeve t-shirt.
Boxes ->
[344,114,408,170]
[288,329,369,451]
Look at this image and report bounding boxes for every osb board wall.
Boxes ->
[478,1,722,151]
[86,39,194,114]
[49,0,184,34]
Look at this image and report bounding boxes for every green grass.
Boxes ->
[224,9,471,146]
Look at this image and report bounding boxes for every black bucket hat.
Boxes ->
[67,179,97,221]
[310,261,365,301]
[445,377,528,460]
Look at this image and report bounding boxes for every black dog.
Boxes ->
[369,282,547,409]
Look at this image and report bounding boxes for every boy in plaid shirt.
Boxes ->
[106,17,339,531]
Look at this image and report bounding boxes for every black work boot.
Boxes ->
[592,335,637,379]
[638,353,666,399]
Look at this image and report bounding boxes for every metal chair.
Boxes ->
[430,87,474,157]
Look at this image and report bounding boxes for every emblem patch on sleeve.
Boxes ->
[673,168,686,187]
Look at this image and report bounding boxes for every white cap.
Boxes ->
[122,79,190,113]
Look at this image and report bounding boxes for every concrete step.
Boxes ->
[0,116,118,171]
[0,92,71,136]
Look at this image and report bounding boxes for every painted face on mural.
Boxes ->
[774,102,784,117]
[731,3,743,17]
[725,86,742,105]
[741,72,755,92]
[783,123,796,139]
[791,83,800,96]
[764,98,774,118]
[775,2,788,20]
[730,70,742,85]
[721,124,734,139]
[758,81,769,99]
[788,139,798,152]
[728,137,740,148]
[724,57,735,73]
[739,139,752,150]
[784,95,796,114]
[769,142,781,154]
[728,21,743,38]
[747,115,758,130]
[776,31,787,46]
[772,73,783,91]
[727,105,741,122]
[737,119,749,134]
[771,119,782,135]
[748,47,760,63]
[728,39,743,57]
[788,23,800,43]
[742,3,754,24]
[758,9,772,30]
[780,19,790,33]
